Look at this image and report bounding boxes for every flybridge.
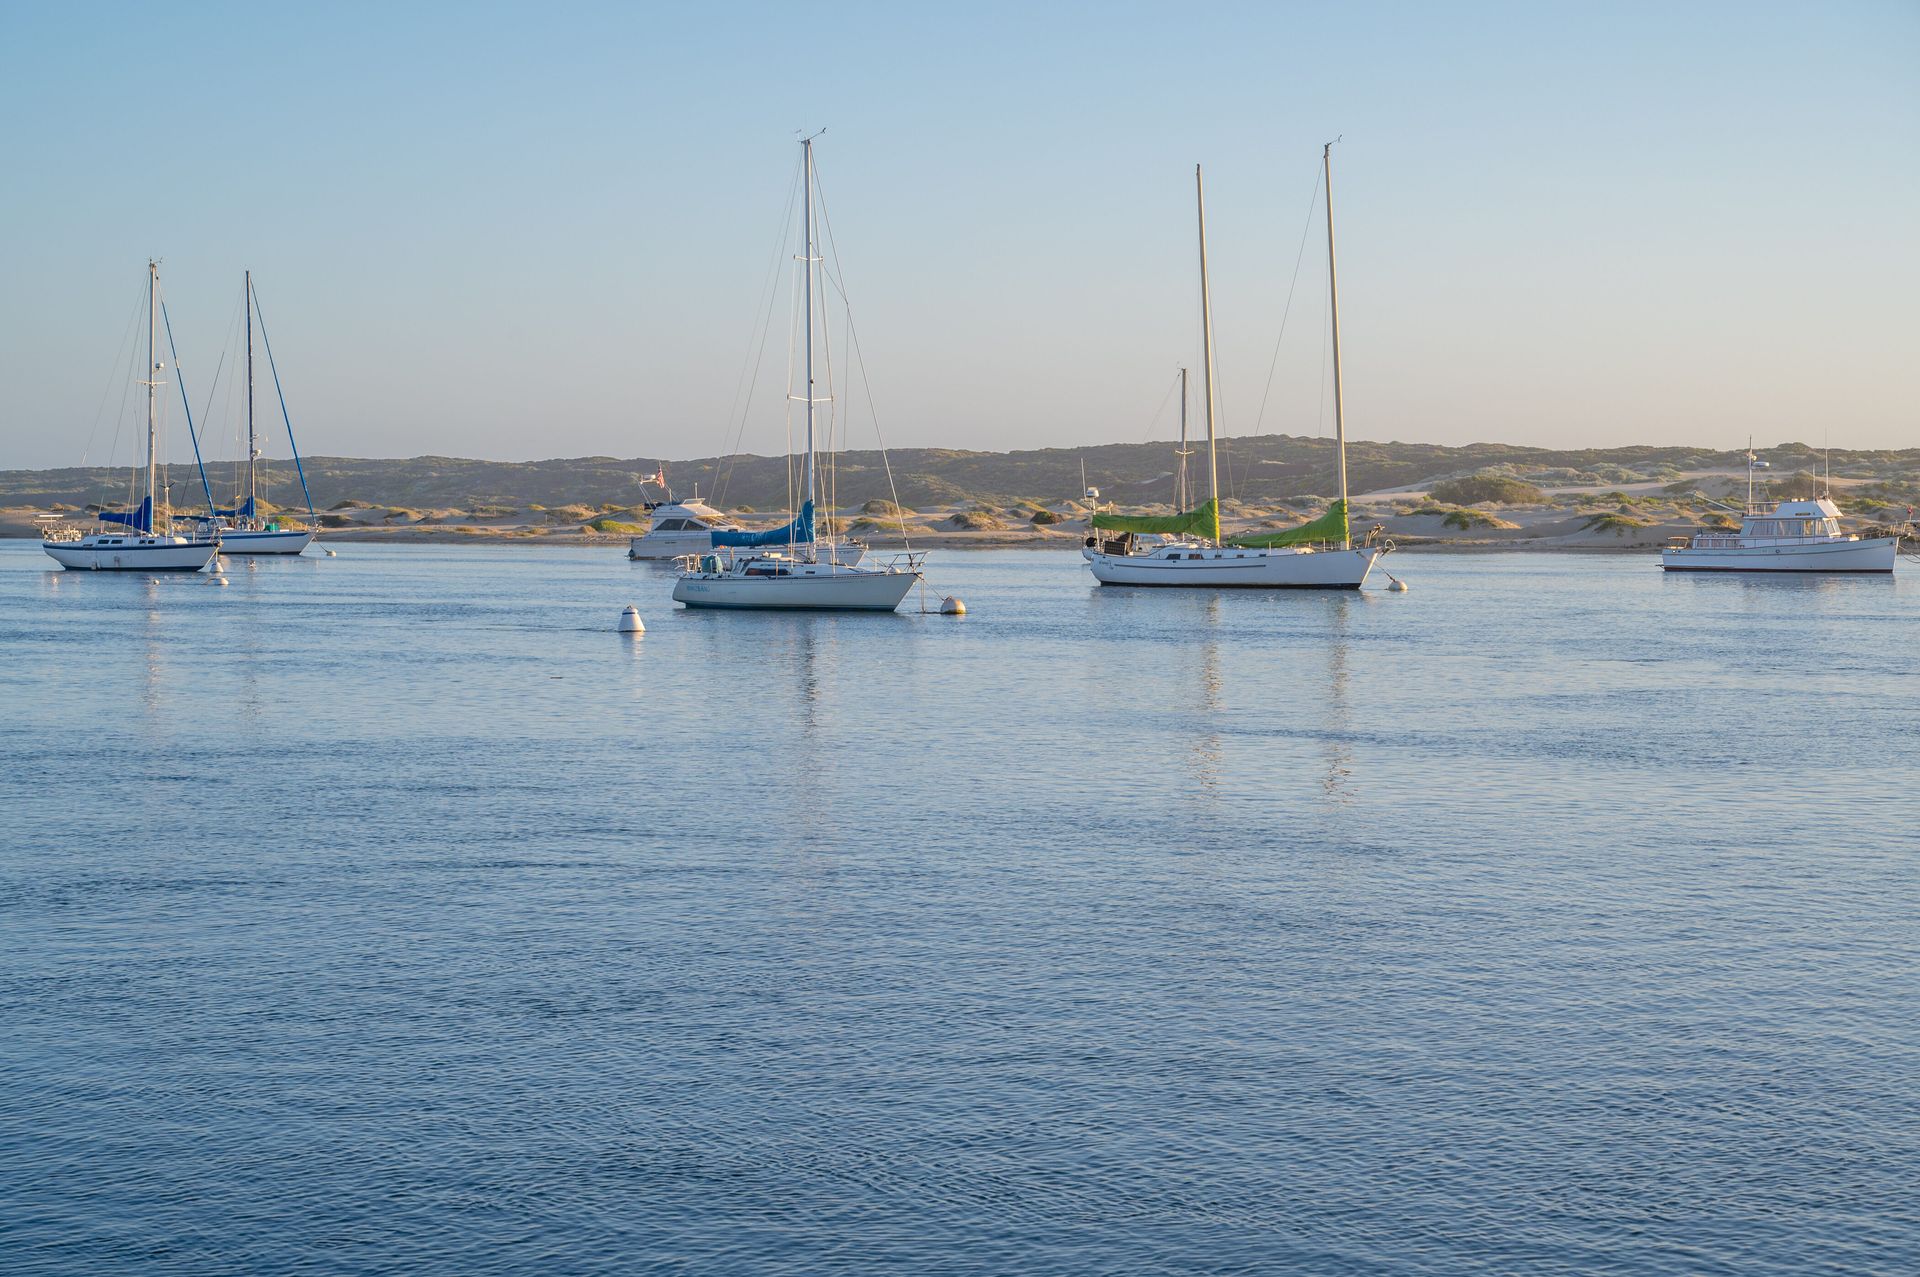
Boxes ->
[1664,493,1896,573]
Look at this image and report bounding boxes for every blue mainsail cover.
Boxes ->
[97,496,153,533]
[211,496,257,520]
[710,500,814,548]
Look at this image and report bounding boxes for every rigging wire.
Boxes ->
[79,280,147,470]
[1232,165,1326,502]
[1252,167,1325,438]
[714,153,804,511]
[248,283,318,525]
[158,293,217,518]
[96,296,145,518]
[811,165,913,546]
[1142,370,1180,443]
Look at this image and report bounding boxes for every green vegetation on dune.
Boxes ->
[1440,508,1519,531]
[5,439,1914,515]
[1427,474,1546,506]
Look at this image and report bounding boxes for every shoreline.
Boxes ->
[294,529,1673,554]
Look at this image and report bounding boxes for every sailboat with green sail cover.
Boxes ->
[1082,146,1386,589]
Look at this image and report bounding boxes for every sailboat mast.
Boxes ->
[1176,366,1189,511]
[1323,142,1351,550]
[801,137,817,516]
[245,271,256,513]
[146,259,158,532]
[1195,165,1221,544]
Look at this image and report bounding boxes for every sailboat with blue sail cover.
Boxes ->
[42,261,220,572]
[192,272,318,555]
[672,135,923,611]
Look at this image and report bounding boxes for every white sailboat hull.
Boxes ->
[673,567,917,611]
[216,528,314,555]
[44,537,218,572]
[1661,537,1897,573]
[1083,544,1381,589]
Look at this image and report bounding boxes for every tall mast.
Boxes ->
[1324,141,1351,549]
[1195,165,1221,544]
[801,136,817,518]
[1177,365,1190,511]
[245,271,257,513]
[146,259,158,532]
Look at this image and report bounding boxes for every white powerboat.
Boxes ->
[628,495,745,559]
[1663,495,1898,573]
[43,261,218,573]
[1084,146,1385,591]
[670,134,920,612]
[627,491,867,564]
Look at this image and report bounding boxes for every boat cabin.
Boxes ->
[1739,498,1843,542]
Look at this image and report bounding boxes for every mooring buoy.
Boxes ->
[619,605,645,633]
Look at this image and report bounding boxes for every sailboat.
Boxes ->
[196,272,318,555]
[42,261,220,572]
[672,135,923,611]
[1083,147,1385,589]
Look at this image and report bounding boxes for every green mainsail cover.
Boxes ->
[1090,497,1220,542]
[1227,499,1349,548]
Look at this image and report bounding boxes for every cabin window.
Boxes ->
[655,518,688,531]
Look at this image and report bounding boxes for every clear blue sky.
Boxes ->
[2,0,1914,471]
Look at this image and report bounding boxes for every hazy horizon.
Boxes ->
[3,1,1914,473]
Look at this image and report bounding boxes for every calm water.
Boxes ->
[1,541,1915,1275]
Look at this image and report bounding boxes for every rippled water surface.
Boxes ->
[2,540,1916,1275]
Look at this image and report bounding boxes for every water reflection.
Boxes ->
[139,576,165,716]
[1190,596,1223,792]
[1671,571,1898,599]
[1321,596,1354,804]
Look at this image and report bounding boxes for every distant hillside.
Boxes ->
[4,437,1916,513]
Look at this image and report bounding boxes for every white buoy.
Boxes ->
[939,596,966,615]
[324,548,337,557]
[1387,577,1409,592]
[619,605,645,633]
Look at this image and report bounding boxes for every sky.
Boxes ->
[1,0,1914,471]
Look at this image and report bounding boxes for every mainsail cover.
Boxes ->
[1228,499,1348,548]
[96,496,153,533]
[1090,497,1220,543]
[710,500,815,548]
[211,497,257,520]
